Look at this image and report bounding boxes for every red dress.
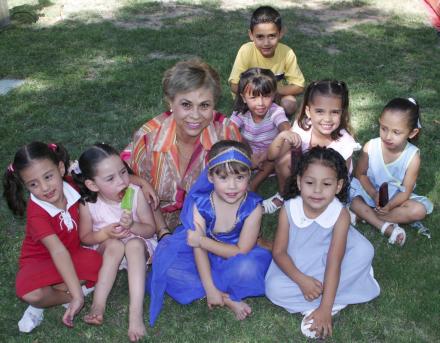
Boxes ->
[15,181,102,297]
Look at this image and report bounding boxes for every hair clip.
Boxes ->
[48,143,57,151]
[7,163,15,173]
[417,118,422,129]
[68,160,81,174]
[408,97,417,105]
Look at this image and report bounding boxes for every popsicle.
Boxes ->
[121,187,135,211]
[378,182,389,207]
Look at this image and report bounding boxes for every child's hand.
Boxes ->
[119,209,133,230]
[187,229,203,248]
[280,131,301,149]
[206,287,224,309]
[62,295,84,328]
[104,223,130,239]
[306,307,333,339]
[141,182,160,210]
[375,203,391,215]
[298,275,323,301]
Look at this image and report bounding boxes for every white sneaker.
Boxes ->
[81,285,95,297]
[18,305,44,333]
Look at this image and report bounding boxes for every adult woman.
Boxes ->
[126,59,241,237]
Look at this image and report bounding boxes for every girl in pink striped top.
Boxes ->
[230,68,292,192]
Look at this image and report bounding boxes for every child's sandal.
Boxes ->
[380,222,406,246]
[262,192,284,214]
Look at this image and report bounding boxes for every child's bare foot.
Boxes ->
[83,307,104,326]
[128,316,146,342]
[224,296,252,320]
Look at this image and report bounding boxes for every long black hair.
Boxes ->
[3,142,70,216]
[284,146,349,204]
[72,143,121,203]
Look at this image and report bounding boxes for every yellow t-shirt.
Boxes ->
[228,42,305,88]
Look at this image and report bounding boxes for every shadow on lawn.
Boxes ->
[0,1,439,341]
[1,0,438,191]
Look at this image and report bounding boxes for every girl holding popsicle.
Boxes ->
[72,143,156,342]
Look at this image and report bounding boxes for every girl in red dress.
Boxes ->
[3,142,102,333]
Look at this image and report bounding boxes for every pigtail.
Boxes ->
[48,143,70,176]
[296,82,314,131]
[72,142,121,203]
[337,80,354,137]
[3,165,27,216]
[71,169,98,204]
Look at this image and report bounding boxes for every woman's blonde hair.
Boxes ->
[162,59,221,105]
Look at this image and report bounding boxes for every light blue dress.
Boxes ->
[147,189,272,326]
[350,137,433,213]
[265,197,380,313]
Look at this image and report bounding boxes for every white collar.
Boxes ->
[31,181,80,217]
[289,196,342,229]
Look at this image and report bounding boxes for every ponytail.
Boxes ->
[3,166,26,216]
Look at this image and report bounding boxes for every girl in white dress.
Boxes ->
[350,98,433,246]
[265,146,380,339]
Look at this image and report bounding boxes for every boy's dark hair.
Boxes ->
[208,140,252,176]
[382,97,421,141]
[296,79,352,140]
[284,146,349,204]
[250,6,282,32]
[3,142,70,216]
[72,143,121,203]
[233,67,277,114]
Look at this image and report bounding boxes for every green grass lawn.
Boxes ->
[1,0,439,342]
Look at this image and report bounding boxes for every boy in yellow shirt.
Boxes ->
[229,6,305,118]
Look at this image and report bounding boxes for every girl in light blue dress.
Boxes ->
[265,147,380,339]
[148,140,271,326]
[350,98,433,246]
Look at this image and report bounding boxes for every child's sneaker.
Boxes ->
[18,305,44,333]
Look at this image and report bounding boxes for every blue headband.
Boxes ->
[208,147,252,170]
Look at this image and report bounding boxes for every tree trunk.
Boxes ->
[0,0,9,28]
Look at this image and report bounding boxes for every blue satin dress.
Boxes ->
[147,190,272,326]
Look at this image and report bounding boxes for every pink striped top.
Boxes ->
[230,103,289,153]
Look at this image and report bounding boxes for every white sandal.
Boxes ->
[380,222,406,246]
[300,305,347,339]
[262,192,284,214]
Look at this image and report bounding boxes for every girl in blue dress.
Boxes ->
[148,140,272,326]
[350,98,433,246]
[265,147,380,339]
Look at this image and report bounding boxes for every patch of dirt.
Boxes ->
[147,52,195,60]
[112,5,210,30]
[30,0,430,37]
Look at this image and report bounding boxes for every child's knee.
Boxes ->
[104,239,125,257]
[408,202,427,221]
[280,96,298,115]
[125,238,145,254]
[21,288,45,304]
